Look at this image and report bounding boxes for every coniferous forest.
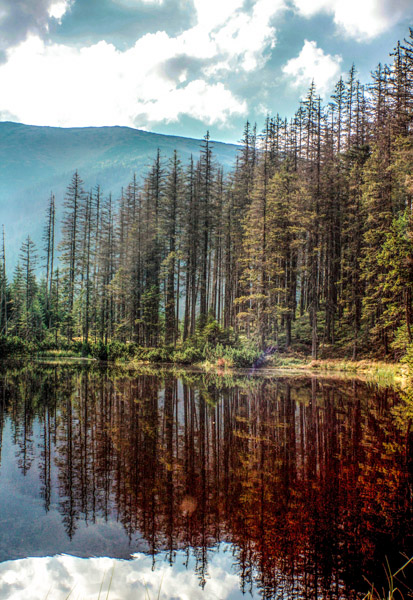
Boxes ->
[1,31,413,365]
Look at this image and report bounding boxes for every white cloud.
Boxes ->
[115,0,165,4]
[48,0,72,21]
[282,39,342,96]
[193,0,245,32]
[0,0,286,129]
[291,0,413,41]
[0,549,247,600]
[212,0,283,72]
[0,35,247,129]
[0,0,74,61]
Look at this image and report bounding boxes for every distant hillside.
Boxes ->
[0,122,238,271]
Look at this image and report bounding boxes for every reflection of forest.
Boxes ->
[1,365,412,600]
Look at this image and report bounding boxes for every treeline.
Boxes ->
[1,31,413,361]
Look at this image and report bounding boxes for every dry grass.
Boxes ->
[266,355,401,384]
[362,556,413,600]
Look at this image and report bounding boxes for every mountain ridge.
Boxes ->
[0,121,239,270]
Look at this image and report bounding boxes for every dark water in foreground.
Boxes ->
[0,362,412,599]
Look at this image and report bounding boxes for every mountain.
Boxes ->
[0,121,239,271]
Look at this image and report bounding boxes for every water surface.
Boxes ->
[0,363,412,599]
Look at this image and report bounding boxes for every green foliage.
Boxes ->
[90,341,108,361]
[89,340,134,361]
[189,319,238,348]
[145,347,174,363]
[217,345,261,368]
[107,341,127,361]
[391,324,411,359]
[402,342,413,372]
[173,347,203,364]
[0,335,37,357]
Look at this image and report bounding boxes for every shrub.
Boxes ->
[403,342,413,374]
[223,346,261,368]
[173,347,203,364]
[391,325,411,359]
[0,335,36,357]
[126,342,138,358]
[146,347,173,363]
[107,341,127,361]
[81,341,90,357]
[69,340,84,354]
[90,341,108,361]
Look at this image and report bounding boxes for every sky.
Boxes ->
[0,0,412,143]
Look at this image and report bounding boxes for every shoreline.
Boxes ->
[5,353,404,387]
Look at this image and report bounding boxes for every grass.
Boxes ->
[265,355,401,384]
[38,349,82,358]
[363,556,413,600]
[37,350,94,360]
[197,352,402,386]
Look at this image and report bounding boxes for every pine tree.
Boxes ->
[43,193,55,329]
[198,132,215,328]
[18,236,40,339]
[163,151,182,346]
[0,225,7,335]
[266,163,306,346]
[60,171,85,339]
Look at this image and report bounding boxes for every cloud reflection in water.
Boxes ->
[0,546,248,600]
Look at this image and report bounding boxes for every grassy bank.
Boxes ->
[30,350,403,388]
[194,355,403,388]
[267,354,402,377]
[1,330,409,386]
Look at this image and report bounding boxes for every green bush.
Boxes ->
[403,342,413,372]
[0,319,260,368]
[0,335,38,357]
[173,347,203,364]
[392,325,411,359]
[126,342,139,358]
[146,347,173,363]
[132,346,149,360]
[222,346,261,368]
[69,340,84,354]
[81,341,90,357]
[90,341,108,361]
[107,341,127,361]
[185,319,237,350]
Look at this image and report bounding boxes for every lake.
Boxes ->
[0,362,412,599]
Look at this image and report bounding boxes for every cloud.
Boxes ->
[48,0,73,21]
[115,0,165,4]
[291,0,413,41]
[0,549,246,600]
[0,35,246,129]
[0,0,72,61]
[0,0,286,129]
[210,0,282,72]
[282,39,342,96]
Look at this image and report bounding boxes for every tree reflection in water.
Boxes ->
[0,364,412,600]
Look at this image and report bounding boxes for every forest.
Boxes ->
[1,30,412,366]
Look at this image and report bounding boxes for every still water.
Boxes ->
[0,362,412,599]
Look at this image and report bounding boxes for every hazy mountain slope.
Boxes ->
[0,122,238,270]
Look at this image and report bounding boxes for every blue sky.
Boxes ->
[0,0,412,142]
